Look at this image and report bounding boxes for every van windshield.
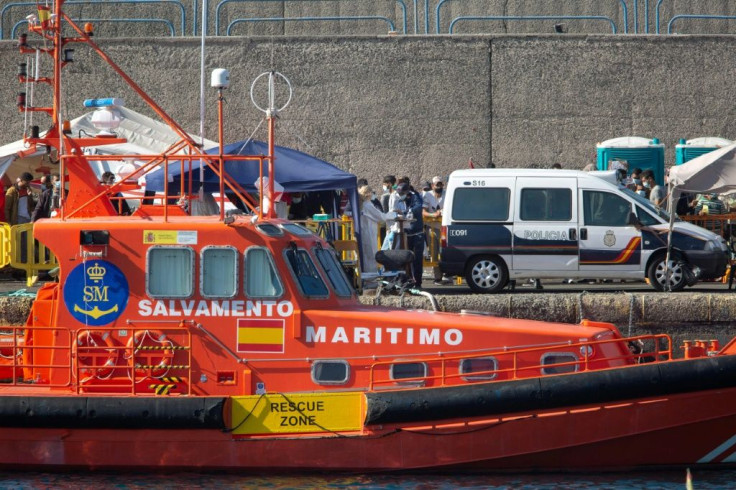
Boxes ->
[620,187,675,222]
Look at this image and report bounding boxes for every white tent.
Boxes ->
[669,143,736,195]
[664,143,736,290]
[0,106,217,183]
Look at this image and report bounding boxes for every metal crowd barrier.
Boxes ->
[678,213,736,243]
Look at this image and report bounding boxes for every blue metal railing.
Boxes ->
[448,15,617,34]
[11,17,177,38]
[667,14,736,35]
[436,0,628,34]
[6,0,736,38]
[215,0,408,36]
[1,0,185,39]
[226,15,396,35]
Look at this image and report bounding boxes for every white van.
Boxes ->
[440,169,729,293]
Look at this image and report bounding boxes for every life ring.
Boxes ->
[0,334,22,359]
[74,330,117,381]
[125,330,174,379]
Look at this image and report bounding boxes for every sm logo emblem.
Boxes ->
[63,260,129,326]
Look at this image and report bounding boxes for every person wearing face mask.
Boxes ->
[381,175,396,213]
[642,170,666,207]
[628,168,642,192]
[425,176,450,285]
[287,192,310,220]
[392,182,425,288]
[357,185,395,275]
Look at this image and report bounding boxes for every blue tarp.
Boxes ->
[145,140,357,194]
[145,140,362,266]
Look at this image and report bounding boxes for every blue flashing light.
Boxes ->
[83,98,124,108]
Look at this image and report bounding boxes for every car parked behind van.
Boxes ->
[439,169,729,293]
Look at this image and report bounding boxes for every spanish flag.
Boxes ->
[237,319,285,353]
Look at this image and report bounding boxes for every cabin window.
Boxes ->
[201,246,237,298]
[452,188,510,221]
[583,191,632,227]
[311,360,350,385]
[282,223,314,237]
[244,247,283,298]
[255,224,283,236]
[146,247,193,298]
[541,352,579,375]
[390,362,427,386]
[520,188,572,221]
[460,357,498,381]
[314,247,353,298]
[285,247,329,298]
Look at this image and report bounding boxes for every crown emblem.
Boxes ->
[86,263,107,281]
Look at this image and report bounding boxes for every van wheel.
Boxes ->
[647,254,687,292]
[465,256,508,293]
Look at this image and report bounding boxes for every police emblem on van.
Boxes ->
[603,230,616,247]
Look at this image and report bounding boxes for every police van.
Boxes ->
[439,169,729,293]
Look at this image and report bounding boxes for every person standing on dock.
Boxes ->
[31,175,54,222]
[5,172,35,225]
[395,182,425,288]
[643,170,665,208]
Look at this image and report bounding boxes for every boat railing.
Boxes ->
[0,325,193,395]
[0,326,73,387]
[59,151,263,222]
[367,334,673,390]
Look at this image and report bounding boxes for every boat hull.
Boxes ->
[2,387,736,471]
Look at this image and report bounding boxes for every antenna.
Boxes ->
[250,71,292,219]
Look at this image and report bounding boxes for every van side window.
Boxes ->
[583,191,632,227]
[635,206,660,226]
[520,188,571,221]
[452,188,510,221]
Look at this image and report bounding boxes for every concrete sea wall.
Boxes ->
[1,35,736,186]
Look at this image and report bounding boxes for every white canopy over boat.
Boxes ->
[0,106,216,183]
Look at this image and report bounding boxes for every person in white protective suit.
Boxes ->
[358,185,395,274]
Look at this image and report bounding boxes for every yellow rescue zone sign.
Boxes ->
[231,392,364,434]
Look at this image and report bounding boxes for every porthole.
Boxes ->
[390,362,427,386]
[541,352,579,375]
[311,360,350,385]
[459,357,498,381]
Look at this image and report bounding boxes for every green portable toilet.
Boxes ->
[596,136,665,185]
[675,137,732,165]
